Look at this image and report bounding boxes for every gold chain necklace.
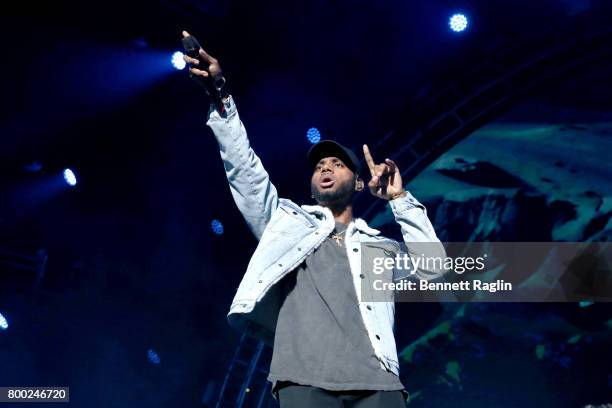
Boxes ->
[330,226,349,246]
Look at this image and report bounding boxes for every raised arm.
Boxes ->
[362,145,447,280]
[182,31,279,240]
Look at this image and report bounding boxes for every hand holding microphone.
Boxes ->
[181,30,228,111]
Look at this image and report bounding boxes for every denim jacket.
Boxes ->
[206,96,446,376]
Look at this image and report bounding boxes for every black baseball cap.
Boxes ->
[307,140,361,175]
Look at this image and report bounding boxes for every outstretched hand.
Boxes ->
[181,30,223,80]
[363,144,406,201]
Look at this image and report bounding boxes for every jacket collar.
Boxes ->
[300,204,381,236]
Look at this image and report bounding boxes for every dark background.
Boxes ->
[0,1,611,407]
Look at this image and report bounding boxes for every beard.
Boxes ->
[311,178,355,206]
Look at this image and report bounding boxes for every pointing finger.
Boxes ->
[363,144,377,177]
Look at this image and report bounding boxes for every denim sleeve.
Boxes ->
[206,96,279,240]
[389,191,448,280]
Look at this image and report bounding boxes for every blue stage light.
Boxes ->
[147,349,161,365]
[63,169,77,187]
[307,128,321,144]
[172,51,186,70]
[0,313,8,330]
[211,219,224,235]
[449,13,469,32]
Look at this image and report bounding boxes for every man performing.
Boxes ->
[182,31,446,408]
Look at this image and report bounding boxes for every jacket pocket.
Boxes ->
[267,206,315,234]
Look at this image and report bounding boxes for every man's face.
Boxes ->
[310,156,356,205]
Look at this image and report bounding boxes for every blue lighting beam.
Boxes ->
[147,349,161,365]
[211,219,224,235]
[449,13,469,32]
[172,51,186,70]
[307,128,321,144]
[63,169,77,187]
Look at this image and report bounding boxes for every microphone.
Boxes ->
[182,34,227,111]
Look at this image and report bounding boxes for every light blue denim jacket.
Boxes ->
[206,96,446,376]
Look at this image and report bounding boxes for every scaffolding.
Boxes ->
[215,332,276,408]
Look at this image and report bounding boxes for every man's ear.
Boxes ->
[355,177,365,192]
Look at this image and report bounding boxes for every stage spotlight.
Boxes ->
[147,349,161,365]
[63,169,77,187]
[211,219,224,235]
[0,312,8,330]
[172,51,186,70]
[307,127,321,144]
[449,13,469,32]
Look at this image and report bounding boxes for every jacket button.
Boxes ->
[258,280,263,283]
[353,248,358,252]
[278,263,283,267]
[292,211,297,215]
[297,247,302,251]
[359,274,365,279]
[366,305,372,310]
[315,231,319,235]
[375,335,380,340]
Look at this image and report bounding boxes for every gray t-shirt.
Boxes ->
[267,221,405,394]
